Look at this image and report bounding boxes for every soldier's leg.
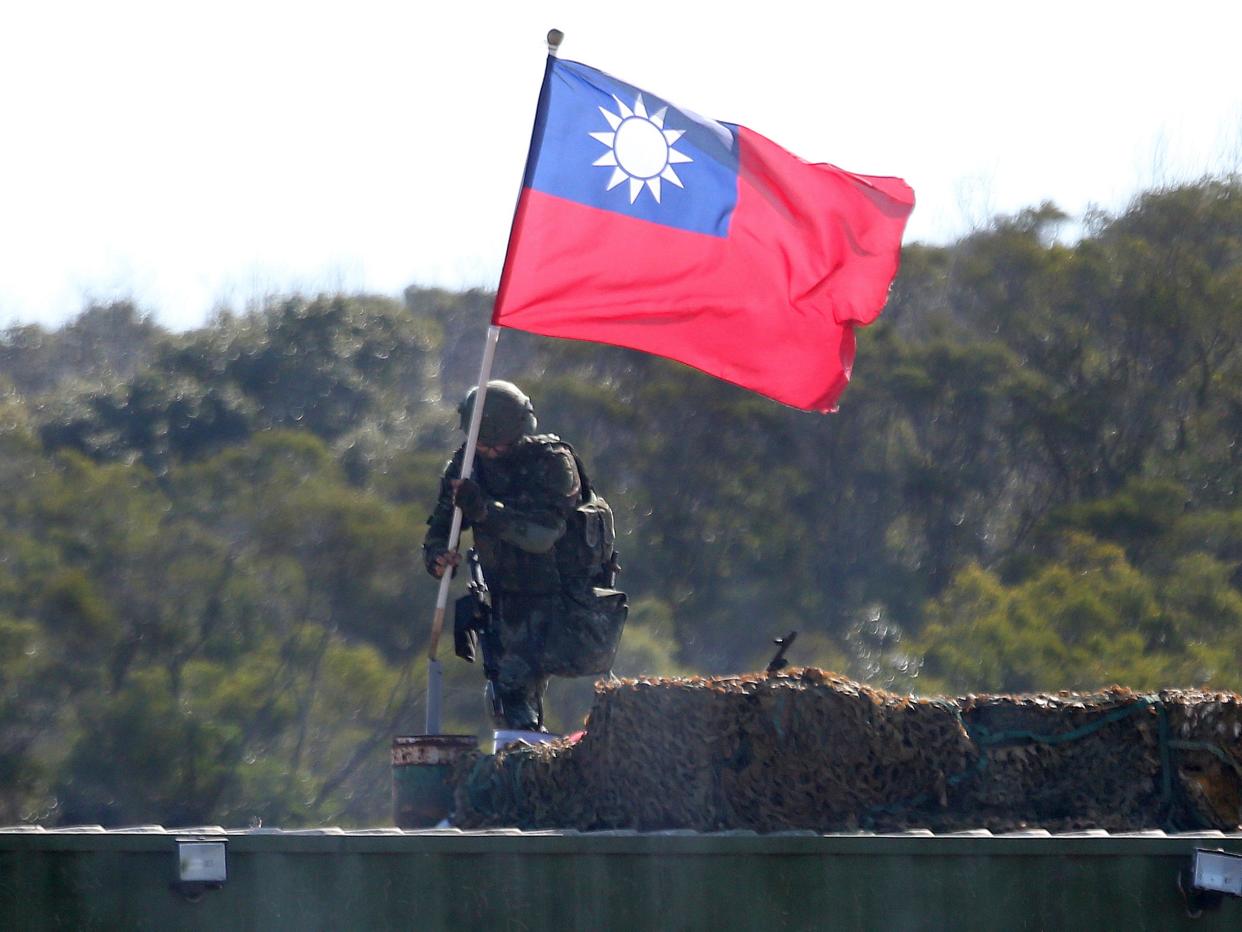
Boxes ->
[495,652,545,730]
[494,594,555,731]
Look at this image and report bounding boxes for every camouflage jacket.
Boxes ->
[423,434,582,595]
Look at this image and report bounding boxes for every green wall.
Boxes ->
[2,829,1241,930]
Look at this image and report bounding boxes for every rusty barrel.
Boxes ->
[392,735,478,828]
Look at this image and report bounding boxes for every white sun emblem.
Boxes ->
[590,93,693,204]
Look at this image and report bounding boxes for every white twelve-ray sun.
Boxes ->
[590,93,693,204]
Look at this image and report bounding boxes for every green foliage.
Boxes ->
[0,612,59,823]
[36,294,441,478]
[915,529,1242,695]
[0,301,163,398]
[1,177,1240,826]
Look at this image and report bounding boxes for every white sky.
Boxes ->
[2,0,1239,331]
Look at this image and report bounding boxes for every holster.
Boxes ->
[454,593,481,663]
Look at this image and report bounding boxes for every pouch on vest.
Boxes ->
[549,444,615,583]
[540,586,628,678]
[573,491,616,584]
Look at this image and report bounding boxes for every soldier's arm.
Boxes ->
[422,446,466,573]
[475,446,580,554]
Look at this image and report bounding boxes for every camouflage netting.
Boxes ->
[452,669,1242,832]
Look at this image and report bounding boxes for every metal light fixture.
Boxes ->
[1192,848,1242,897]
[173,836,228,896]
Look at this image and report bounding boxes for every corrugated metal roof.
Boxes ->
[3,824,1240,838]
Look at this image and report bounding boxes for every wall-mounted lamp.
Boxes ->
[1193,848,1242,896]
[172,836,228,900]
[1180,847,1242,917]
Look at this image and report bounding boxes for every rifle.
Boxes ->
[453,548,505,723]
[597,549,622,589]
[766,630,798,674]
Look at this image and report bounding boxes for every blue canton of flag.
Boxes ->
[523,59,739,238]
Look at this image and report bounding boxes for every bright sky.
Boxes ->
[2,1,1239,331]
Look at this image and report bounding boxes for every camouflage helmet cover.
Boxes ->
[458,380,537,446]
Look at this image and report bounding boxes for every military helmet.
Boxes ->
[458,380,537,446]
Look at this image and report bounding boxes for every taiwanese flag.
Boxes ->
[493,57,915,412]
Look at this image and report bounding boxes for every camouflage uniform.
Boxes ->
[423,435,583,730]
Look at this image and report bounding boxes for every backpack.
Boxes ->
[536,437,628,677]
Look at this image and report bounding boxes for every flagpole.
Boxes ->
[423,28,565,736]
[424,324,497,733]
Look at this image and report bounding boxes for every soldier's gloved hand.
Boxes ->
[453,478,489,523]
[425,548,461,580]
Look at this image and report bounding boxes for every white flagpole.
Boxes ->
[423,27,565,736]
[425,325,498,735]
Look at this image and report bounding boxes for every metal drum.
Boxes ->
[391,734,477,828]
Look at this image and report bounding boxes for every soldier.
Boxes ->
[423,380,618,732]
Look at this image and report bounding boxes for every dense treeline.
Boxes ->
[1,177,1239,827]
